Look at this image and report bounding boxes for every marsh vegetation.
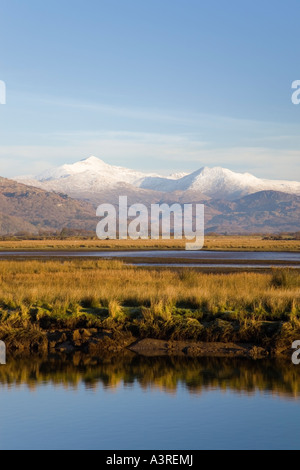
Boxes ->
[0,259,299,353]
[0,235,299,252]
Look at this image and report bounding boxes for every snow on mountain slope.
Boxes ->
[191,167,300,199]
[16,156,159,194]
[37,156,154,185]
[168,172,189,180]
[138,166,300,199]
[14,156,300,201]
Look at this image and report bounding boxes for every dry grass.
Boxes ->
[0,235,299,252]
[0,259,298,315]
[0,259,299,349]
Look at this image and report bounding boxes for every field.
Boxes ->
[0,235,299,252]
[0,258,299,355]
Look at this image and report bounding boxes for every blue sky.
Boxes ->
[0,0,299,179]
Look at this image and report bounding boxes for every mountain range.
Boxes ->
[16,156,300,202]
[0,156,298,235]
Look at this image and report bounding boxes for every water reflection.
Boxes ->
[0,353,299,400]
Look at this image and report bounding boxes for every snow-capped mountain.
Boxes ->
[15,155,300,201]
[168,172,189,180]
[16,156,158,193]
[139,166,300,199]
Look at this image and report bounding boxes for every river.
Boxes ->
[0,250,299,269]
[0,354,300,450]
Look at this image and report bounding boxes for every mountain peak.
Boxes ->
[13,157,300,201]
[80,155,106,165]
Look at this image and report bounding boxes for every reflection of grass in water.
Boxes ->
[0,354,300,400]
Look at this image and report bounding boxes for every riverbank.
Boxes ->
[0,326,293,359]
[0,235,299,252]
[0,314,298,358]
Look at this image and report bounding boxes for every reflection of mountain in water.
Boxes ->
[1,353,300,400]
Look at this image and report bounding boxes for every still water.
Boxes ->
[1,250,299,269]
[0,354,300,450]
[1,250,300,261]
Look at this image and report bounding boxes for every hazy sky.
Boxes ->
[0,0,300,180]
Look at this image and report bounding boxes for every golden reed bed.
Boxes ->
[0,235,299,252]
[0,258,299,354]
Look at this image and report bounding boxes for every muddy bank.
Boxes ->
[0,327,294,359]
[128,338,270,359]
[0,328,133,355]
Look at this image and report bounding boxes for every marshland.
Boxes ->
[1,239,299,450]
[0,257,299,355]
[0,234,299,252]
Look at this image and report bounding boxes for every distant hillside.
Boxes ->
[0,212,37,235]
[0,177,299,236]
[206,191,300,234]
[0,177,97,235]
